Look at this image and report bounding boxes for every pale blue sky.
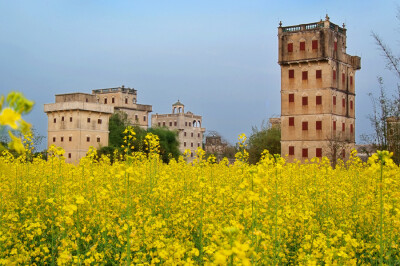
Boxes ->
[0,0,399,148]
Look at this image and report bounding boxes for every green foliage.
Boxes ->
[108,111,130,148]
[247,122,281,164]
[103,112,180,163]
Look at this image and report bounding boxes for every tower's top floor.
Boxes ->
[92,85,137,96]
[278,15,361,70]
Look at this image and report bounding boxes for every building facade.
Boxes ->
[44,93,114,163]
[151,101,205,159]
[278,16,361,162]
[92,86,152,129]
[44,86,152,163]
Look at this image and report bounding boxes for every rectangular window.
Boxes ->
[185,122,187,126]
[169,122,172,126]
[198,133,200,137]
[289,117,294,126]
[191,133,194,137]
[342,149,346,158]
[98,119,102,124]
[289,146,294,155]
[61,116,64,122]
[87,137,90,142]
[302,71,308,80]
[191,143,193,147]
[125,98,128,104]
[302,121,308,131]
[287,43,293,52]
[350,124,354,133]
[70,117,72,122]
[184,142,186,147]
[174,122,177,126]
[68,153,71,159]
[316,70,322,79]
[53,118,56,123]
[302,96,308,106]
[312,40,318,50]
[69,136,72,142]
[316,121,322,130]
[316,96,322,105]
[189,122,191,126]
[87,118,91,123]
[334,41,337,51]
[342,98,345,108]
[184,132,187,137]
[342,123,345,132]
[350,76,353,85]
[333,96,336,105]
[350,100,353,109]
[112,98,115,103]
[143,116,146,121]
[302,148,308,158]
[104,98,107,104]
[85,98,88,102]
[333,121,336,131]
[158,122,161,126]
[198,143,200,147]
[342,73,345,84]
[53,137,56,142]
[316,148,322,158]
[289,69,294,79]
[300,41,305,51]
[97,137,100,142]
[289,94,294,103]
[61,137,64,142]
[333,70,336,80]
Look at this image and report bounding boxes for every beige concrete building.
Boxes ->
[92,86,152,129]
[151,101,205,159]
[278,16,361,162]
[44,93,114,163]
[44,86,152,163]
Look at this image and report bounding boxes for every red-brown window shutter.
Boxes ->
[302,122,308,131]
[333,96,336,105]
[302,71,308,80]
[302,148,308,158]
[342,149,345,158]
[312,40,318,50]
[289,117,294,126]
[316,121,322,130]
[334,41,337,51]
[333,70,336,80]
[288,43,293,52]
[350,76,353,85]
[316,70,322,79]
[342,98,345,107]
[289,146,294,155]
[333,121,336,130]
[316,148,322,158]
[350,124,354,133]
[342,123,345,132]
[316,96,322,105]
[300,41,305,51]
[350,100,353,109]
[289,69,294,79]
[289,94,294,103]
[342,73,345,83]
[302,96,308,106]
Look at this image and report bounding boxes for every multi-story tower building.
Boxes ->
[151,101,205,159]
[44,93,114,163]
[44,85,152,163]
[92,85,152,129]
[278,15,361,162]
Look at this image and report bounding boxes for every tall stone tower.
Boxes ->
[278,16,361,162]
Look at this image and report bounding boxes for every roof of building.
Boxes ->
[172,100,184,106]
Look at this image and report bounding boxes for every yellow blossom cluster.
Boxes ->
[0,134,399,265]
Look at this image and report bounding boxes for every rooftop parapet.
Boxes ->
[278,15,346,35]
[92,85,137,95]
[44,102,114,114]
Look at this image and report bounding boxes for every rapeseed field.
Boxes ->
[0,136,399,265]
